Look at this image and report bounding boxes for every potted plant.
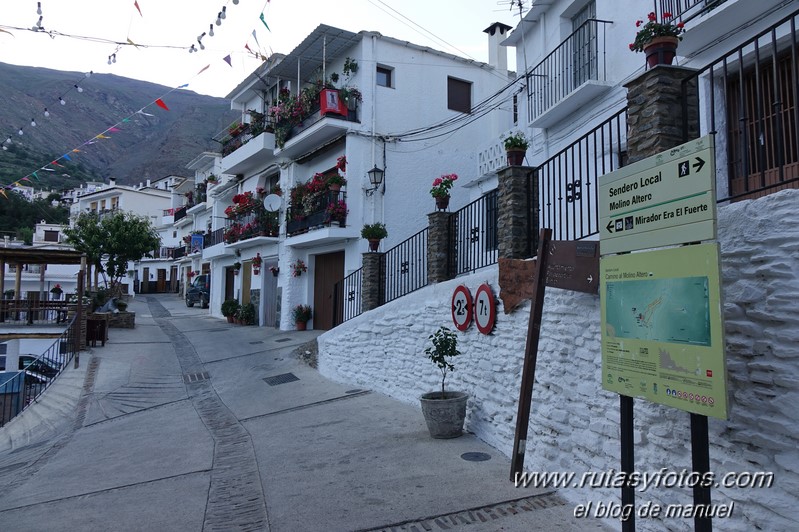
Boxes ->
[233,261,242,275]
[326,174,347,193]
[502,131,529,166]
[325,200,348,226]
[252,253,262,275]
[269,265,279,277]
[420,326,468,439]
[629,11,686,67]
[50,284,63,298]
[361,222,388,252]
[291,304,312,330]
[221,299,240,323]
[239,302,257,325]
[290,259,307,277]
[429,173,458,211]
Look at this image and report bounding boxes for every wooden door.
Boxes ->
[264,261,279,327]
[313,251,344,330]
[156,269,166,292]
[224,268,235,302]
[141,267,149,293]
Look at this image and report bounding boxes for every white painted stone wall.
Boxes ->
[318,188,799,531]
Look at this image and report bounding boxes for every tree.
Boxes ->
[63,211,160,293]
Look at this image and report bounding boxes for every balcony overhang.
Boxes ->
[530,80,613,129]
[226,235,279,251]
[187,202,207,215]
[221,132,277,175]
[277,117,351,159]
[202,243,234,259]
[285,226,359,248]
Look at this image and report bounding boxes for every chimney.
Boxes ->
[484,22,512,73]
[109,178,116,187]
[146,179,151,187]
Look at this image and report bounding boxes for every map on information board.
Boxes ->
[604,276,710,346]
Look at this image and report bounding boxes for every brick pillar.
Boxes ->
[497,165,538,259]
[625,65,700,163]
[427,211,454,283]
[361,252,385,312]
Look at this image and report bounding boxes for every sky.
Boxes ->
[0,0,522,98]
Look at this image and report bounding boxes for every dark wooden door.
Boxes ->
[224,268,235,302]
[313,251,344,330]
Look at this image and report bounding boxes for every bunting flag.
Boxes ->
[50,161,64,167]
[244,44,253,54]
[134,1,143,17]
[223,55,232,67]
[32,171,39,181]
[0,190,7,199]
[155,98,169,111]
[21,177,31,182]
[62,153,72,161]
[177,83,189,89]
[252,30,261,48]
[0,28,14,36]
[137,110,154,116]
[197,64,210,75]
[127,38,141,48]
[95,134,111,139]
[260,13,270,32]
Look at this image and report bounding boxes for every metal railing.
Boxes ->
[449,191,499,277]
[537,107,628,241]
[286,191,347,237]
[0,300,76,325]
[332,267,362,327]
[172,246,187,260]
[655,0,729,24]
[173,207,188,223]
[204,227,226,248]
[682,8,799,201]
[384,227,428,304]
[527,19,612,123]
[0,313,79,427]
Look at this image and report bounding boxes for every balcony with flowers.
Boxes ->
[284,159,357,247]
[219,109,277,176]
[223,191,280,251]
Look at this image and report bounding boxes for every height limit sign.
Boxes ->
[599,135,717,255]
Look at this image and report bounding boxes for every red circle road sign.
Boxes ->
[474,283,496,335]
[451,285,473,331]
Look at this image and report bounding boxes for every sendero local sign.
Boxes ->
[599,135,717,255]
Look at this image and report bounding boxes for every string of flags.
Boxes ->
[1,1,278,196]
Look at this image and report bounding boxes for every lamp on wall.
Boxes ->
[365,166,385,196]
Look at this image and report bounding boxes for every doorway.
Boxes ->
[313,251,344,330]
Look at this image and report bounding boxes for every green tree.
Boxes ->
[63,211,160,294]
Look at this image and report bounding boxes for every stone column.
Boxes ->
[497,165,538,259]
[361,252,384,312]
[427,211,455,283]
[625,65,700,163]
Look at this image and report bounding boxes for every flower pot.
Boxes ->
[226,316,234,323]
[506,148,526,166]
[253,268,260,275]
[368,238,381,252]
[420,391,468,439]
[233,270,240,276]
[296,321,307,331]
[435,195,450,211]
[271,269,279,277]
[644,36,679,67]
[328,183,341,193]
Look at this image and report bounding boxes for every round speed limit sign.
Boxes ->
[474,283,496,335]
[451,285,473,331]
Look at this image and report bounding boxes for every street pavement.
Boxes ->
[0,294,613,531]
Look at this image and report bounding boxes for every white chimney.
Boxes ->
[484,22,512,73]
[109,178,116,187]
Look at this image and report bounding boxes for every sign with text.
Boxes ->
[599,135,716,255]
[545,240,599,294]
[600,243,728,419]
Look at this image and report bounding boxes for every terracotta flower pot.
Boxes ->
[296,321,307,331]
[368,238,381,252]
[435,195,450,211]
[506,148,526,166]
[644,36,679,68]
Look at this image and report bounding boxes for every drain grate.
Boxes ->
[461,452,492,462]
[274,338,291,343]
[263,372,299,386]
[249,340,264,345]
[183,371,210,384]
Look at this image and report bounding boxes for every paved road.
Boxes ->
[0,294,612,531]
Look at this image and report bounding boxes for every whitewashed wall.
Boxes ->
[318,188,799,531]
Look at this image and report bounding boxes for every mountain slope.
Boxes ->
[0,62,238,189]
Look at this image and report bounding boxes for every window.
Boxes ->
[376,65,393,88]
[572,1,597,88]
[448,77,472,113]
[44,230,59,242]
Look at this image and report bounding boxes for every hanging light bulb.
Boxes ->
[37,2,42,15]
[5,136,11,144]
[216,12,222,25]
[220,6,227,19]
[112,53,117,63]
[59,97,66,105]
[44,108,50,117]
[18,127,24,136]
[232,0,239,4]
[74,84,84,93]
[108,55,113,65]
[36,15,43,28]
[189,44,197,53]
[197,32,206,50]
[85,71,92,77]
[31,118,37,127]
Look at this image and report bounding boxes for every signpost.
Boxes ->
[599,135,716,255]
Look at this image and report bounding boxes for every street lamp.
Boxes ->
[366,166,385,196]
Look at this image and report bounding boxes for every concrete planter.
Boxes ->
[420,391,468,439]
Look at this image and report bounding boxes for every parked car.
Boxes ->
[186,274,210,309]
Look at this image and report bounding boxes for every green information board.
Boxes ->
[600,243,728,419]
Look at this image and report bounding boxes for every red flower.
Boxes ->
[648,12,657,21]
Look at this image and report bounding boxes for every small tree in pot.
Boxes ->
[420,326,468,439]
[361,222,387,252]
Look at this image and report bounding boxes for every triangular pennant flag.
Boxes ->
[155,98,169,111]
[109,127,121,132]
[252,30,260,48]
[50,161,64,167]
[72,148,81,153]
[0,28,14,36]
[62,153,72,161]
[136,110,154,116]
[260,13,270,32]
[134,0,143,17]
[95,134,111,139]
[223,55,232,67]
[177,83,189,89]
[127,38,140,48]
[32,171,39,181]
[244,44,253,54]
[197,64,210,75]
[21,177,31,182]
[0,190,7,199]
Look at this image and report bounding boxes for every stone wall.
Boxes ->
[318,189,799,531]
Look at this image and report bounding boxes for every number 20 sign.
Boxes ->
[451,283,496,334]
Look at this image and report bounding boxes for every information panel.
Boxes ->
[600,243,728,419]
[599,135,716,255]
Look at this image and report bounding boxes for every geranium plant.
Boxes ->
[290,259,307,277]
[429,173,458,199]
[629,12,685,52]
[502,131,529,150]
[325,200,348,222]
[50,284,63,295]
[252,253,262,268]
